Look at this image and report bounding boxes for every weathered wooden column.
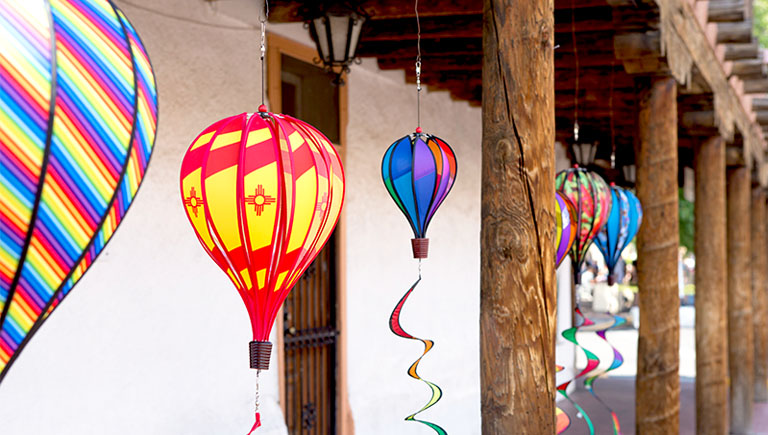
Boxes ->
[480,0,556,432]
[752,187,767,402]
[693,136,728,434]
[635,76,680,433]
[728,166,754,433]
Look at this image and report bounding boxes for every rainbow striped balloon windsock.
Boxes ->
[0,0,158,382]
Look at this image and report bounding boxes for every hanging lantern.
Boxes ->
[0,0,158,382]
[571,140,599,167]
[381,131,457,259]
[555,192,577,268]
[622,164,637,185]
[307,4,367,84]
[179,107,344,431]
[595,184,643,285]
[555,166,612,283]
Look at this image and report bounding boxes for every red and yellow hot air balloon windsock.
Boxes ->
[180,111,344,344]
[180,110,344,432]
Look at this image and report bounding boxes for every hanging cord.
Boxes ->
[570,0,578,140]
[415,0,422,132]
[259,0,269,109]
[418,258,422,279]
[609,60,616,170]
[249,9,268,435]
[247,368,262,435]
[254,369,261,412]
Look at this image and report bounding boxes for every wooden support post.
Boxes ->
[694,136,728,434]
[480,0,556,432]
[635,76,680,433]
[728,166,754,433]
[752,188,768,402]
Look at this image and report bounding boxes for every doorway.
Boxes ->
[267,33,351,435]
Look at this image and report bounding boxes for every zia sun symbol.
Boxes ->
[184,187,204,217]
[245,185,276,216]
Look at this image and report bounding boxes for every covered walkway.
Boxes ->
[561,377,768,434]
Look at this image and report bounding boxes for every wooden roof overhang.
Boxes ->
[270,0,768,185]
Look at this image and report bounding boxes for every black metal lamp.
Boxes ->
[570,122,599,166]
[623,164,637,184]
[307,4,367,84]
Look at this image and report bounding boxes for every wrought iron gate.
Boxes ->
[283,236,338,434]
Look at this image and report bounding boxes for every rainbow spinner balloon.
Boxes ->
[595,184,642,285]
[381,130,456,435]
[180,108,344,432]
[0,0,157,382]
[381,131,457,258]
[555,167,612,283]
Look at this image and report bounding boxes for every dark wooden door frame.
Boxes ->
[266,32,353,435]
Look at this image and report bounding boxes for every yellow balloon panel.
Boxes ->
[243,162,279,252]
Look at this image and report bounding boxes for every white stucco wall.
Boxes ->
[0,1,286,434]
[0,1,486,434]
[554,142,576,396]
[343,57,482,435]
[267,20,483,435]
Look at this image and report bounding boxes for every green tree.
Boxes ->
[679,188,694,253]
[755,0,768,47]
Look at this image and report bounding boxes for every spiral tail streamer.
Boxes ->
[555,365,572,434]
[584,315,627,435]
[556,387,594,435]
[389,275,447,435]
[555,307,600,435]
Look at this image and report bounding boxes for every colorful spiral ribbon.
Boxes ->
[584,315,626,435]
[389,273,446,435]
[556,365,572,434]
[556,307,600,435]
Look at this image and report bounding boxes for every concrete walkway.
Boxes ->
[558,376,768,434]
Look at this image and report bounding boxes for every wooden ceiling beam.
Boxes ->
[715,21,753,43]
[708,0,747,22]
[724,42,760,60]
[744,78,768,94]
[613,31,669,74]
[730,59,766,77]
[377,57,481,71]
[360,15,481,42]
[614,31,661,60]
[361,8,652,42]
[269,0,650,22]
[357,38,482,58]
[267,0,481,22]
[681,110,716,129]
[753,97,768,112]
